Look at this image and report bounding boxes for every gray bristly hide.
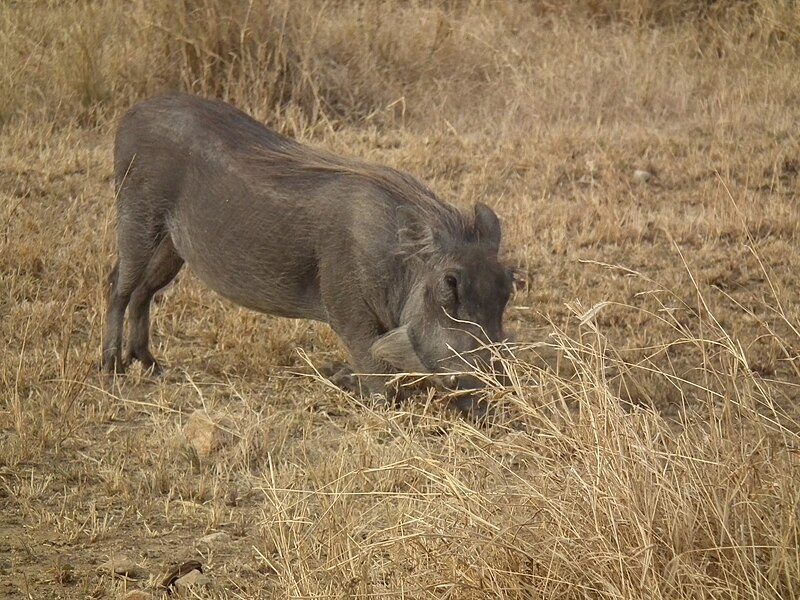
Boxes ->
[101,94,513,412]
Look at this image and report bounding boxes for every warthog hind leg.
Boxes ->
[124,236,184,374]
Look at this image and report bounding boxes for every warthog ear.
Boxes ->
[474,202,501,253]
[397,206,438,258]
[370,326,429,373]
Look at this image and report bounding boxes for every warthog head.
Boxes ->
[371,202,513,402]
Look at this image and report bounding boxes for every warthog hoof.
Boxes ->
[320,362,362,395]
[100,355,163,378]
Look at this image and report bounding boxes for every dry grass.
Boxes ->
[2,1,800,598]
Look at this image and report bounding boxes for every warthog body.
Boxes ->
[102,94,512,404]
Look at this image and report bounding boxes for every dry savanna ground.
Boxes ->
[1,1,800,598]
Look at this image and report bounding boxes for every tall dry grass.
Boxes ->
[1,0,800,598]
[2,0,799,128]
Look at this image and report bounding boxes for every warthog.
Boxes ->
[102,94,512,408]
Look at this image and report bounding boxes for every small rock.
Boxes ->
[183,410,235,457]
[633,169,652,184]
[199,532,232,546]
[175,569,211,590]
[100,555,145,578]
[124,591,157,600]
[158,560,204,590]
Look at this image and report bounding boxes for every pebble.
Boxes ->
[100,555,145,578]
[183,410,235,457]
[199,532,232,546]
[175,569,211,590]
[124,591,157,600]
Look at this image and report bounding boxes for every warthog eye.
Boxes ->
[445,273,458,294]
[438,271,460,307]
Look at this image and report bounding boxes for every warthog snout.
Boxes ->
[371,320,513,405]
